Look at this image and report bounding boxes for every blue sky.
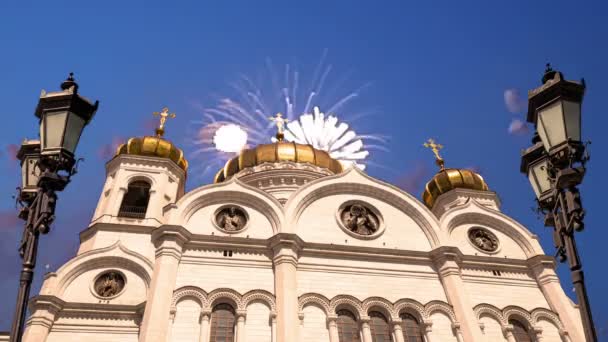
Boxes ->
[1,0,607,336]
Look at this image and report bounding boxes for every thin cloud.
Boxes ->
[508,118,530,135]
[97,136,126,160]
[395,162,431,194]
[504,88,526,114]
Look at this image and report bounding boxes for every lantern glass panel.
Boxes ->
[528,160,551,199]
[21,157,40,190]
[63,113,85,154]
[537,101,566,151]
[41,111,67,152]
[563,100,581,142]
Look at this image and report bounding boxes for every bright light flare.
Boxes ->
[213,124,248,153]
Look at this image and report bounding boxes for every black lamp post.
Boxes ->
[520,64,596,342]
[10,74,98,342]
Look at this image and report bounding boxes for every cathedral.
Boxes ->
[21,109,584,342]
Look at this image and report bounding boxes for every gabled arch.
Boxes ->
[362,297,398,321]
[167,177,285,233]
[207,288,244,311]
[298,293,331,315]
[242,289,276,312]
[442,200,544,258]
[330,295,365,319]
[394,298,428,322]
[284,167,443,246]
[51,241,153,297]
[171,286,208,311]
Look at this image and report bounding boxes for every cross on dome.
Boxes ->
[153,107,176,137]
[269,112,289,141]
[424,138,445,170]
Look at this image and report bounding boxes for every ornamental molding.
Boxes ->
[171,286,276,315]
[52,241,153,297]
[285,167,441,246]
[298,293,455,325]
[235,161,334,178]
[473,304,565,334]
[107,154,185,181]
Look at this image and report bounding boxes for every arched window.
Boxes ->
[210,303,236,342]
[369,311,392,342]
[509,319,533,342]
[400,313,423,342]
[337,309,360,342]
[118,181,151,218]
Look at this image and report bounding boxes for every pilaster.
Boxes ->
[391,320,405,342]
[269,233,303,342]
[527,255,584,342]
[22,296,64,342]
[199,311,211,342]
[327,315,340,342]
[139,225,190,342]
[430,246,484,342]
[360,317,373,342]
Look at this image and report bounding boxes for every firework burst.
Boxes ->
[190,53,387,176]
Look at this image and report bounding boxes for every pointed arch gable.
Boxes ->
[167,178,285,233]
[51,241,153,296]
[442,200,544,258]
[284,167,443,247]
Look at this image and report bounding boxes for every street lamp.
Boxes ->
[520,64,596,342]
[9,74,98,342]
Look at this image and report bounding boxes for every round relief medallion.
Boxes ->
[214,206,248,233]
[338,202,382,238]
[94,271,126,298]
[468,227,499,253]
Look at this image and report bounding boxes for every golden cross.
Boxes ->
[153,107,176,137]
[423,138,445,170]
[269,112,289,140]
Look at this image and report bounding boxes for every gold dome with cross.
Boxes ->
[213,113,343,183]
[421,139,489,208]
[114,107,188,172]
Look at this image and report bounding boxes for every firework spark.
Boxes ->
[190,53,387,176]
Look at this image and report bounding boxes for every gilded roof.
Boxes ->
[422,168,489,208]
[214,141,343,182]
[115,136,188,172]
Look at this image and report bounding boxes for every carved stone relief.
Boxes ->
[94,271,126,298]
[340,203,380,236]
[215,206,248,232]
[468,227,499,252]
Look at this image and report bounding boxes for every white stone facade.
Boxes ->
[22,154,584,342]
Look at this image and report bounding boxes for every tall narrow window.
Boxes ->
[118,181,151,219]
[509,319,533,342]
[400,313,423,342]
[369,311,392,342]
[210,303,236,342]
[337,309,360,342]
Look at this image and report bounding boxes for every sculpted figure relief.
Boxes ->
[341,203,380,236]
[216,206,247,232]
[468,227,499,252]
[94,271,125,298]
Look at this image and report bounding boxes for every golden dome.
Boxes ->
[422,168,489,208]
[421,138,489,208]
[115,136,188,172]
[214,141,343,183]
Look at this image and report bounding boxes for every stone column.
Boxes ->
[270,234,302,342]
[270,314,277,342]
[502,325,517,342]
[327,315,340,342]
[431,247,484,342]
[528,256,584,342]
[235,310,247,342]
[421,321,433,342]
[21,296,63,342]
[451,323,465,342]
[199,311,211,342]
[165,309,176,342]
[139,226,189,342]
[360,317,373,342]
[533,327,544,341]
[392,321,405,342]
